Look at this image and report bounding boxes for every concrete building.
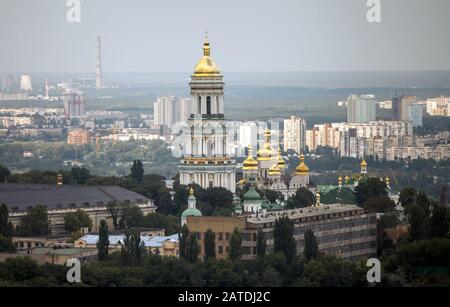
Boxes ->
[284,116,307,154]
[63,91,86,118]
[153,96,191,129]
[426,96,449,117]
[186,203,377,261]
[0,183,156,234]
[347,95,376,123]
[407,104,423,127]
[306,124,341,152]
[67,130,91,145]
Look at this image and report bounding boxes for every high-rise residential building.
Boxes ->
[283,116,306,153]
[407,104,423,127]
[426,96,449,117]
[239,122,258,149]
[178,36,236,193]
[306,123,341,152]
[67,130,91,145]
[346,95,376,123]
[392,94,417,121]
[63,91,86,118]
[1,75,16,92]
[153,96,191,129]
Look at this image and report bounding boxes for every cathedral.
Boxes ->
[241,128,311,200]
[178,36,237,193]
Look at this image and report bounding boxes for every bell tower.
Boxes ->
[179,36,236,193]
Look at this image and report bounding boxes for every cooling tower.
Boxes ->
[20,75,33,92]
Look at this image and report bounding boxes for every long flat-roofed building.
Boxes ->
[0,183,156,234]
[187,204,377,261]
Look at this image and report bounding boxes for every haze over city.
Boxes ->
[1,0,450,73]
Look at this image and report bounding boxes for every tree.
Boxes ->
[204,229,216,260]
[273,217,297,263]
[0,165,10,182]
[120,229,144,266]
[0,204,13,238]
[228,228,242,261]
[256,229,267,257]
[64,210,92,233]
[399,188,417,209]
[119,205,144,229]
[264,190,283,203]
[70,167,91,184]
[0,234,15,252]
[130,160,144,183]
[186,233,199,263]
[354,178,388,206]
[97,220,109,261]
[362,196,396,213]
[429,203,449,239]
[179,224,190,260]
[16,204,49,236]
[408,205,429,242]
[106,201,120,229]
[286,187,315,209]
[304,229,319,261]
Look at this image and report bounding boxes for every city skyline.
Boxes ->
[0,0,450,73]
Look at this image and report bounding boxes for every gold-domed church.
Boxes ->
[179,35,237,193]
[241,128,311,200]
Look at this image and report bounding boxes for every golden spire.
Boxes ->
[189,186,194,196]
[315,191,321,207]
[243,145,258,171]
[193,34,220,77]
[361,159,368,167]
[257,128,275,161]
[268,163,281,176]
[295,154,309,175]
[277,146,286,169]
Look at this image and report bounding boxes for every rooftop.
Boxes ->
[77,234,179,248]
[246,204,364,224]
[0,183,151,212]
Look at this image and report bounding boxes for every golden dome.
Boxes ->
[277,146,286,169]
[268,163,281,176]
[243,145,258,171]
[257,128,276,161]
[361,159,368,167]
[295,154,309,175]
[193,36,221,77]
[338,176,343,181]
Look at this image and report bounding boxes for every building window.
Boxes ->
[225,233,230,240]
[206,96,211,115]
[218,246,223,254]
[216,96,220,113]
[198,96,202,113]
[197,232,201,240]
[218,233,223,241]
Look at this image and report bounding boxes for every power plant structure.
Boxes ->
[96,36,103,89]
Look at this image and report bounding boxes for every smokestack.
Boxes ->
[45,79,49,98]
[96,36,103,89]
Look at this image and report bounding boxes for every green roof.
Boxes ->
[244,187,261,200]
[181,208,202,218]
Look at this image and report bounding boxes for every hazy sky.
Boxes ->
[0,0,449,73]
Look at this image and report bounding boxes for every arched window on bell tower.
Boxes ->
[198,96,202,114]
[216,96,220,114]
[206,96,211,115]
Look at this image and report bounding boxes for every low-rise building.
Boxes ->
[75,233,179,257]
[186,203,377,261]
[0,183,156,234]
